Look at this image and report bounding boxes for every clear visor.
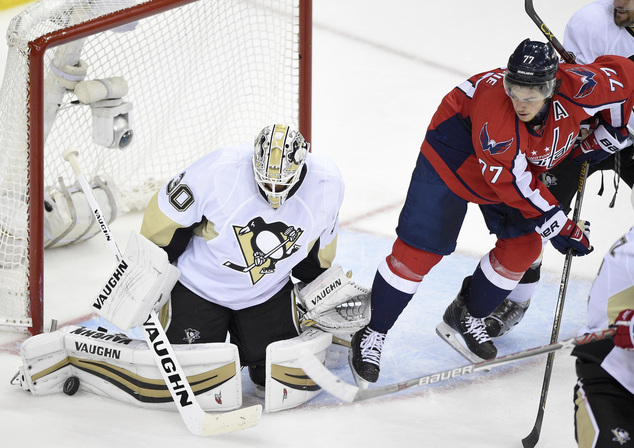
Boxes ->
[503,72,555,103]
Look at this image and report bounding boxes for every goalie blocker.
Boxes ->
[91,230,181,331]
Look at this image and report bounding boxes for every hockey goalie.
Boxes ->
[14,251,370,413]
[15,123,371,413]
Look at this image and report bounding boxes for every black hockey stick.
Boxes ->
[522,160,589,448]
[298,328,615,403]
[523,3,588,446]
[524,0,575,64]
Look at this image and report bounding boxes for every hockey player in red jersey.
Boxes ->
[349,39,634,387]
[484,0,634,342]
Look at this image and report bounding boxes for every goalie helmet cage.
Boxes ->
[0,0,312,335]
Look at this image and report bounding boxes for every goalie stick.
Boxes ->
[63,149,262,436]
[298,328,616,403]
[523,1,589,447]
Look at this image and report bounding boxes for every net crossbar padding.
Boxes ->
[0,0,312,334]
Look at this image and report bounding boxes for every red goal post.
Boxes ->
[0,0,312,335]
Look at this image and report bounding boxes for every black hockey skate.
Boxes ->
[349,326,386,389]
[484,298,531,338]
[435,277,497,363]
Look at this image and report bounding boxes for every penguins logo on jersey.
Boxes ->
[611,428,630,445]
[540,172,558,188]
[183,328,200,344]
[567,67,597,99]
[223,216,303,285]
[479,122,513,155]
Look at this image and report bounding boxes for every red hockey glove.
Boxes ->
[535,208,593,256]
[613,309,634,350]
[570,123,629,165]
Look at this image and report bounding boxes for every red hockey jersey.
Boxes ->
[421,55,634,220]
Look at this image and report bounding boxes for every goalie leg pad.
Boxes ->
[264,329,332,413]
[18,325,242,411]
[17,328,72,395]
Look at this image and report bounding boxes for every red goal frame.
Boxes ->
[24,0,312,334]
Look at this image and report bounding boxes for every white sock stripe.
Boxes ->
[505,283,536,303]
[479,254,519,291]
[377,258,421,294]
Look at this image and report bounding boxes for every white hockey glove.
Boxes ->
[91,230,181,331]
[296,265,371,338]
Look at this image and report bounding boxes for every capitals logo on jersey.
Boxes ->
[567,67,597,99]
[223,216,303,285]
[480,123,513,155]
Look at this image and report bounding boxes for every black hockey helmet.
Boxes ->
[506,39,559,85]
[504,39,559,101]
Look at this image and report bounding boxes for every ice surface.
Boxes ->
[1,1,629,446]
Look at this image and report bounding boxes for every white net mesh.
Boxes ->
[0,0,307,331]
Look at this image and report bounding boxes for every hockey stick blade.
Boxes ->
[196,405,262,436]
[298,328,615,403]
[522,417,544,448]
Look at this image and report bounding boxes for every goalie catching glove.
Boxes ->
[91,230,180,331]
[295,264,371,342]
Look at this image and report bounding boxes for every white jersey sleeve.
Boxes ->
[564,0,634,63]
[580,226,634,395]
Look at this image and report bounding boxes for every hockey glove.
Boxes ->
[535,207,593,256]
[613,309,634,350]
[570,122,630,165]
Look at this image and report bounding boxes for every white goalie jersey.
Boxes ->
[141,144,344,310]
[578,226,634,395]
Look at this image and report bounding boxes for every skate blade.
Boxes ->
[435,322,489,365]
[348,348,371,389]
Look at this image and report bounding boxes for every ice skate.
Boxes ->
[349,326,386,389]
[484,298,531,338]
[436,277,497,363]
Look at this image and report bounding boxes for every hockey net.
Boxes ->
[0,0,312,334]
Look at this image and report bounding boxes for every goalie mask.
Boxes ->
[253,124,309,209]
